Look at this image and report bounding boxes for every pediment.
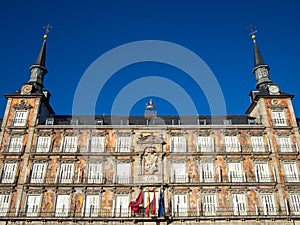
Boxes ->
[137,134,165,145]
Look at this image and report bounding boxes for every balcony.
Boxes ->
[277,145,298,154]
[272,119,290,127]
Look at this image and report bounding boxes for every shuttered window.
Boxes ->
[278,137,293,152]
[261,194,276,215]
[272,111,287,126]
[90,136,105,152]
[116,136,131,152]
[114,195,129,217]
[224,136,240,152]
[254,162,271,182]
[197,136,213,152]
[13,110,28,126]
[171,136,186,152]
[0,194,11,216]
[31,163,47,183]
[26,195,41,217]
[232,194,247,215]
[173,194,188,216]
[59,164,74,183]
[85,195,100,217]
[199,162,215,182]
[88,163,103,183]
[251,136,265,152]
[290,194,300,215]
[202,194,217,216]
[55,195,70,217]
[61,136,78,152]
[283,163,299,182]
[116,163,131,184]
[1,163,17,183]
[171,162,187,183]
[228,162,243,182]
[36,136,51,152]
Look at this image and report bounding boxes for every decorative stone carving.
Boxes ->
[143,146,158,174]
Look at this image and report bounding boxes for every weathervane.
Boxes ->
[43,24,53,39]
[248,24,258,40]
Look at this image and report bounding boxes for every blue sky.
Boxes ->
[0,0,299,117]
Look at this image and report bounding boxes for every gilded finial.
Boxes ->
[248,24,258,41]
[43,24,53,39]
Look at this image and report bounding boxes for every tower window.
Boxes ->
[289,194,300,215]
[7,136,23,153]
[278,136,293,152]
[0,194,11,216]
[283,162,299,183]
[61,136,78,153]
[30,163,47,183]
[272,111,288,126]
[250,136,265,152]
[12,110,28,126]
[1,163,18,184]
[36,136,51,152]
[254,162,271,182]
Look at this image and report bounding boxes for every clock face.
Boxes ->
[21,84,32,94]
[268,85,279,94]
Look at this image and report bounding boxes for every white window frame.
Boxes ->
[59,163,74,183]
[13,110,28,126]
[227,162,243,182]
[36,136,51,153]
[278,137,293,152]
[116,163,131,184]
[224,136,240,152]
[0,194,11,216]
[261,193,277,215]
[199,161,215,182]
[1,163,17,183]
[289,193,300,215]
[31,163,47,183]
[254,162,271,182]
[61,136,78,153]
[197,136,214,152]
[114,195,129,217]
[85,194,100,217]
[55,194,70,217]
[7,136,23,153]
[26,195,42,217]
[90,136,105,153]
[251,136,265,152]
[283,162,299,182]
[232,193,247,215]
[272,111,288,126]
[171,162,188,183]
[202,194,217,216]
[116,136,131,152]
[171,136,187,152]
[173,194,188,217]
[87,163,103,184]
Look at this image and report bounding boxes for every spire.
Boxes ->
[249,25,272,89]
[28,24,52,90]
[144,99,157,119]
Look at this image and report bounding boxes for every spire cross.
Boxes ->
[248,24,258,36]
[43,24,53,39]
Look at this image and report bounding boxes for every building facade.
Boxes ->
[0,31,300,225]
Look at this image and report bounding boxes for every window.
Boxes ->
[278,137,293,152]
[197,136,213,152]
[85,195,100,217]
[116,163,131,184]
[1,163,17,183]
[250,136,265,152]
[289,194,300,215]
[7,136,23,152]
[173,194,188,216]
[261,194,276,215]
[199,162,215,182]
[171,136,186,152]
[59,163,74,183]
[224,136,240,152]
[0,194,11,216]
[232,193,247,215]
[227,162,243,182]
[26,195,41,217]
[30,163,47,183]
[254,162,271,182]
[171,162,187,183]
[143,190,159,216]
[13,110,28,126]
[90,136,105,152]
[283,162,299,182]
[223,119,232,125]
[36,136,51,152]
[88,163,103,184]
[61,136,78,153]
[55,195,70,217]
[114,195,129,217]
[70,119,78,125]
[45,118,54,125]
[202,194,217,216]
[272,111,287,126]
[116,136,131,152]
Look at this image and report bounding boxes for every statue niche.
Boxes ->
[143,146,158,175]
